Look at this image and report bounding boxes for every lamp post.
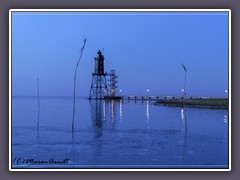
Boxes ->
[225,89,228,98]
[147,89,150,100]
[147,89,150,96]
[181,89,184,99]
[181,64,187,98]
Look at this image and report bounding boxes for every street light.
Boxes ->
[225,89,228,97]
[147,89,150,96]
[147,89,150,100]
[181,64,187,98]
[119,89,123,95]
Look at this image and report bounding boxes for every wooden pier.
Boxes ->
[108,95,196,101]
[102,94,226,102]
[105,94,223,101]
[121,95,195,101]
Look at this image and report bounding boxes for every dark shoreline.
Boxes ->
[153,98,229,110]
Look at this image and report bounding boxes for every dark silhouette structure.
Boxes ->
[89,50,108,99]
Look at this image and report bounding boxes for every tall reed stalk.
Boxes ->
[72,38,87,131]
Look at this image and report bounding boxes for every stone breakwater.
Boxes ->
[154,98,228,109]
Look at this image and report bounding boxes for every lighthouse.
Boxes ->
[88,50,108,99]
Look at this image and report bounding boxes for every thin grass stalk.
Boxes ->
[37,78,40,131]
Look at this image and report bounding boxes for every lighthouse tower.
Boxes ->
[88,50,108,99]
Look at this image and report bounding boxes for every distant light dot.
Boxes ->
[225,90,228,93]
[147,89,150,92]
[181,89,184,92]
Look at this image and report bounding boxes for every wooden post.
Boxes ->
[37,78,40,131]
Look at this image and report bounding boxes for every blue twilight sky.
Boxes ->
[12,11,229,97]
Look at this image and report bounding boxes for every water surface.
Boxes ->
[11,96,229,169]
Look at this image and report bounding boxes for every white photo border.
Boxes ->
[9,9,231,171]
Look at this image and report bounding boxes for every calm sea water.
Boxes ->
[11,96,229,169]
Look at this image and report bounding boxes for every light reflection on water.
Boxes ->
[180,108,187,135]
[12,97,229,168]
[224,114,228,124]
[146,100,150,129]
[120,100,123,123]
